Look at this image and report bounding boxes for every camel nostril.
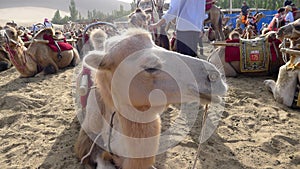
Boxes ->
[144,67,159,73]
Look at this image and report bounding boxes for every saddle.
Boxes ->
[43,34,73,53]
[225,36,281,73]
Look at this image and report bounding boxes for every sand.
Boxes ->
[1,40,300,169]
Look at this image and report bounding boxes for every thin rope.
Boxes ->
[192,104,209,169]
[80,132,102,164]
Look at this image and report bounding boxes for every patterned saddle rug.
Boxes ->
[240,37,270,72]
[225,37,281,73]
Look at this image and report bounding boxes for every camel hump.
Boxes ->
[33,27,54,40]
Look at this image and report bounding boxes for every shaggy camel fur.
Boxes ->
[0,26,80,77]
[74,28,227,169]
[264,19,300,108]
[208,31,284,77]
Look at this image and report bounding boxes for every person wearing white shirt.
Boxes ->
[149,0,206,57]
[284,5,294,25]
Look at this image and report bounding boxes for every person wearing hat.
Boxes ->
[268,7,286,31]
[284,5,294,25]
[44,18,53,28]
[241,1,250,24]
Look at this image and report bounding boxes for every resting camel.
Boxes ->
[0,26,80,77]
[208,31,284,77]
[264,19,300,108]
[0,46,12,71]
[74,28,228,169]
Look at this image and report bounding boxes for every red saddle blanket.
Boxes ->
[43,34,73,52]
[225,38,281,63]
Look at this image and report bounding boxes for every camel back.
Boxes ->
[33,28,54,40]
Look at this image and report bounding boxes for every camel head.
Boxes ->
[277,18,300,42]
[254,12,266,22]
[89,28,108,51]
[84,28,227,116]
[128,8,151,28]
[0,25,20,47]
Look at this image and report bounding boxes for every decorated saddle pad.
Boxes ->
[240,37,270,72]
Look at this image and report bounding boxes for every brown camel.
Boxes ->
[208,31,284,77]
[0,46,12,71]
[74,28,227,169]
[0,26,80,77]
[205,3,225,41]
[0,30,12,71]
[264,19,300,108]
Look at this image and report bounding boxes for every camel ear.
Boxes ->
[83,51,112,70]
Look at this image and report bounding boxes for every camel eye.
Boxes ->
[208,72,219,82]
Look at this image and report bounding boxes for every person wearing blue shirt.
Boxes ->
[149,0,206,57]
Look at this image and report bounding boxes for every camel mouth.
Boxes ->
[188,84,226,104]
[200,94,222,103]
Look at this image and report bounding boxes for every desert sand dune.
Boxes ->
[0,7,69,27]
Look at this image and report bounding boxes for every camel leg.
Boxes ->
[43,62,59,75]
[263,79,276,95]
[0,61,11,71]
[70,48,81,67]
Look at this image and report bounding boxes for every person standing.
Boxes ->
[241,1,250,17]
[241,1,250,24]
[149,0,206,57]
[267,7,286,31]
[284,5,294,24]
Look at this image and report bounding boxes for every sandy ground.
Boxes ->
[0,37,300,169]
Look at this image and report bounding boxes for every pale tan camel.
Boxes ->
[129,6,170,50]
[74,28,228,169]
[264,19,300,108]
[208,31,284,77]
[0,26,80,77]
[129,8,151,29]
[241,25,256,39]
